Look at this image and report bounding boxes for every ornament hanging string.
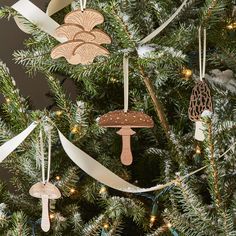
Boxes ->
[80,0,87,12]
[39,125,52,184]
[199,27,207,81]
[123,55,129,112]
[39,129,46,184]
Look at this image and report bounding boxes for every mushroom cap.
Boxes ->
[98,110,154,128]
[54,23,84,40]
[188,80,213,121]
[51,40,84,60]
[64,9,104,31]
[29,182,61,199]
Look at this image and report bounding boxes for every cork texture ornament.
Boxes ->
[99,110,154,166]
[51,8,111,65]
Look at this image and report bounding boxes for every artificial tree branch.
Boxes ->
[139,65,170,138]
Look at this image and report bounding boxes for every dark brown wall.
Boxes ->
[0,0,51,108]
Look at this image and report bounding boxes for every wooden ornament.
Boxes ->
[99,110,154,165]
[74,31,96,42]
[29,182,61,232]
[74,29,111,45]
[69,42,109,65]
[54,24,84,40]
[188,80,213,122]
[51,40,84,62]
[51,8,111,65]
[64,9,104,31]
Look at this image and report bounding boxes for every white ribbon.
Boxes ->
[0,121,234,193]
[58,129,206,193]
[199,27,207,81]
[79,0,87,12]
[123,0,188,114]
[0,122,38,163]
[46,0,74,16]
[11,0,71,42]
[139,0,188,45]
[39,129,46,183]
[123,55,129,112]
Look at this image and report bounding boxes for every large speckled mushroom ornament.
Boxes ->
[99,110,154,165]
[29,182,61,232]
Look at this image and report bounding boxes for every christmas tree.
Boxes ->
[0,0,236,235]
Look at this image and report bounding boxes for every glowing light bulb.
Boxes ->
[196,145,201,154]
[56,110,63,116]
[6,98,11,104]
[55,176,61,181]
[227,22,236,29]
[182,68,192,79]
[71,125,80,134]
[167,222,172,228]
[50,213,55,219]
[103,223,109,229]
[70,188,76,194]
[99,186,107,194]
[150,215,156,223]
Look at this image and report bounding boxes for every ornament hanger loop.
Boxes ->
[123,54,129,113]
[79,0,87,12]
[198,26,207,81]
[39,123,52,184]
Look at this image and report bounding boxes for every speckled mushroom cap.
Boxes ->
[29,182,61,199]
[99,110,154,128]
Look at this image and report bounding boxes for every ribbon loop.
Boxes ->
[123,54,129,112]
[198,27,207,81]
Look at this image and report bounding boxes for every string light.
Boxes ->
[70,188,76,194]
[196,145,201,154]
[182,68,193,80]
[71,125,80,134]
[99,186,107,194]
[103,223,109,229]
[5,98,11,104]
[50,213,55,219]
[55,176,61,181]
[166,222,172,228]
[150,215,156,223]
[55,110,63,116]
[227,22,236,30]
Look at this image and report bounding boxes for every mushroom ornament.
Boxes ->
[51,9,111,65]
[188,80,213,141]
[29,182,61,232]
[99,110,154,166]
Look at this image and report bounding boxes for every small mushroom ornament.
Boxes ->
[188,80,213,141]
[99,110,154,166]
[29,182,61,232]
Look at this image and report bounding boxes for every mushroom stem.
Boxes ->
[117,127,136,166]
[41,195,50,232]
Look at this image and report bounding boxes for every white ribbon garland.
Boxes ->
[139,0,188,45]
[0,122,38,163]
[1,122,234,193]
